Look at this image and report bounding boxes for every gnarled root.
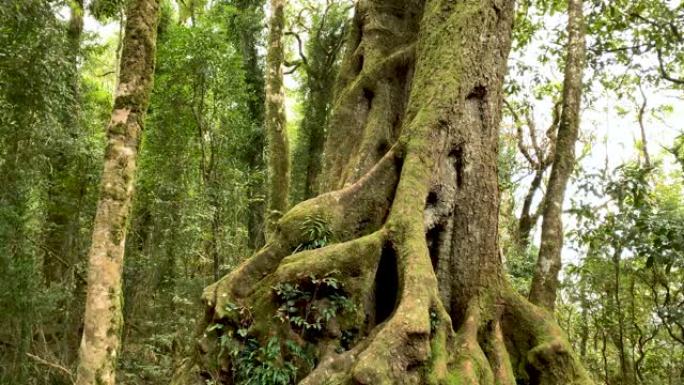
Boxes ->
[190,215,592,385]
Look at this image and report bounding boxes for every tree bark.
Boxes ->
[265,0,290,236]
[74,1,159,384]
[529,0,586,310]
[177,1,593,384]
[230,0,268,250]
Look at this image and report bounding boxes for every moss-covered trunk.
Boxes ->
[529,0,586,310]
[265,0,290,235]
[75,1,159,384]
[42,0,84,285]
[176,0,593,384]
[231,0,268,250]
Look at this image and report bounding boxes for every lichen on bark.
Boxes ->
[265,0,290,236]
[75,1,160,384]
[174,1,594,384]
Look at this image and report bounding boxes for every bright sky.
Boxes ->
[508,12,682,274]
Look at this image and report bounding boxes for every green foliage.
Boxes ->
[1,1,683,384]
[89,0,125,21]
[118,3,261,383]
[0,1,111,382]
[204,272,354,384]
[220,336,314,385]
[273,272,355,337]
[560,161,684,384]
[505,246,538,295]
[295,214,333,252]
[288,0,351,203]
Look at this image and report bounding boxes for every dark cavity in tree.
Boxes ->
[373,242,399,326]
[449,146,465,189]
[426,221,444,274]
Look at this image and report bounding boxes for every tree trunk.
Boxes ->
[178,1,593,384]
[75,1,159,384]
[43,0,84,285]
[290,2,348,204]
[265,0,290,236]
[290,59,337,205]
[515,166,545,251]
[42,0,87,364]
[231,0,268,251]
[529,0,586,310]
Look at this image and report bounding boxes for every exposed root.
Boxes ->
[450,303,495,385]
[484,321,516,385]
[191,224,592,385]
[502,293,593,385]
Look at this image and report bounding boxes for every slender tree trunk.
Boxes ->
[43,0,84,285]
[529,0,586,310]
[516,166,544,251]
[75,1,159,384]
[264,0,290,236]
[41,0,86,364]
[579,286,590,359]
[235,0,266,250]
[611,246,635,385]
[177,1,593,384]
[637,86,651,168]
[291,74,336,204]
[231,0,268,250]
[507,100,559,254]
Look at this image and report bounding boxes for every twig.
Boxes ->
[25,352,74,383]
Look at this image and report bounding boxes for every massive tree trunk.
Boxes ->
[529,0,586,310]
[75,1,159,384]
[178,0,592,384]
[265,0,290,235]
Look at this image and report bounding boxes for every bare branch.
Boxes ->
[285,31,309,69]
[656,48,684,85]
[504,99,538,168]
[26,353,74,383]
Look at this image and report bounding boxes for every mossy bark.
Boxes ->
[75,1,160,384]
[230,0,268,250]
[529,0,586,310]
[177,0,594,384]
[265,0,290,236]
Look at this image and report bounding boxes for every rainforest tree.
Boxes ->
[265,0,290,235]
[528,0,586,310]
[2,0,683,384]
[179,0,593,384]
[75,0,160,384]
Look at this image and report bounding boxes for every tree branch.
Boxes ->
[656,47,684,85]
[286,31,309,69]
[26,353,74,382]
